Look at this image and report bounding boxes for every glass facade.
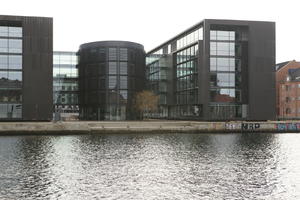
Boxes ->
[147,55,170,118]
[209,29,246,119]
[146,27,203,118]
[173,44,200,117]
[176,27,203,50]
[146,19,275,121]
[0,25,22,119]
[78,41,145,120]
[53,52,79,120]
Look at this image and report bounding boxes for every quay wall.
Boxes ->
[0,121,299,135]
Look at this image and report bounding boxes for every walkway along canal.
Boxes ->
[0,121,299,134]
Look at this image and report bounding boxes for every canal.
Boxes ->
[0,133,300,199]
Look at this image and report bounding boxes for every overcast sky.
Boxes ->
[0,0,299,63]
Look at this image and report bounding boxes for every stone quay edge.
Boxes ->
[0,121,299,135]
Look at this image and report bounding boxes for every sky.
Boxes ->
[0,0,300,63]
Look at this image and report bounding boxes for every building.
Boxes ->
[53,51,79,120]
[0,15,53,121]
[146,19,276,121]
[276,60,300,119]
[77,41,145,120]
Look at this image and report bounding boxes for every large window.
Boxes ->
[174,43,199,116]
[0,25,23,119]
[209,28,246,119]
[0,26,22,37]
[176,27,203,50]
[210,30,235,41]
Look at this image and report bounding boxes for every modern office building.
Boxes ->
[77,41,145,120]
[276,60,300,119]
[0,15,53,121]
[53,51,79,120]
[146,19,276,121]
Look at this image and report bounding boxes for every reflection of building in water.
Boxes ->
[77,41,145,120]
[0,15,52,121]
[53,52,79,120]
[146,19,276,121]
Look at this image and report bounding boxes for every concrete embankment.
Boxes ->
[0,121,300,135]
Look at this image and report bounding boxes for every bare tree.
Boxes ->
[134,90,159,119]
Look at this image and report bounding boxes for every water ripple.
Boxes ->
[0,133,300,199]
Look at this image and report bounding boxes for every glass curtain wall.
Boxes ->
[209,29,243,119]
[146,27,203,119]
[173,44,199,117]
[0,26,22,119]
[106,47,129,120]
[147,54,169,118]
[53,52,79,120]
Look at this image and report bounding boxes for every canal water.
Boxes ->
[0,133,300,200]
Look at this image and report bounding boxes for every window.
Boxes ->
[120,76,127,89]
[119,62,127,75]
[210,30,235,41]
[8,39,22,53]
[168,44,171,54]
[9,27,22,37]
[0,39,8,53]
[120,90,128,100]
[108,48,117,61]
[120,48,128,61]
[0,26,8,37]
[0,55,8,69]
[8,55,22,69]
[108,62,117,75]
[0,71,8,79]
[108,76,117,89]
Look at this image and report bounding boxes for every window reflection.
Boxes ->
[0,26,8,37]
[0,89,22,102]
[0,55,8,69]
[8,39,22,53]
[120,76,127,89]
[9,55,22,69]
[0,26,22,119]
[108,48,117,61]
[108,62,117,75]
[8,27,22,37]
[210,88,235,102]
[8,71,22,81]
[108,76,117,89]
[210,30,235,41]
[0,39,8,53]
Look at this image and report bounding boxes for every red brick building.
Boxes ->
[276,60,300,119]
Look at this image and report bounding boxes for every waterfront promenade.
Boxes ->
[0,120,299,134]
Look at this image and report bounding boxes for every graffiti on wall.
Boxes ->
[241,123,260,130]
[276,123,300,131]
[224,122,300,132]
[225,123,240,130]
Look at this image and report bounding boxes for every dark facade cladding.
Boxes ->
[0,15,53,121]
[77,41,145,120]
[146,19,276,121]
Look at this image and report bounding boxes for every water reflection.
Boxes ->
[0,133,300,199]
